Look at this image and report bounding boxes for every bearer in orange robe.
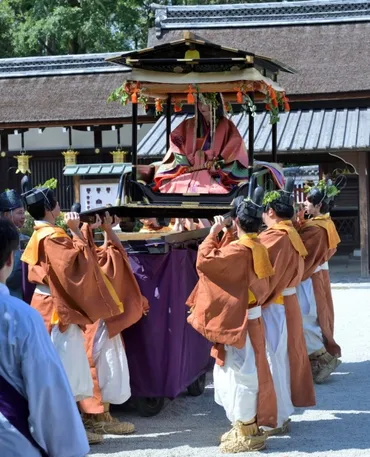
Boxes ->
[258,179,316,436]
[187,187,278,454]
[20,181,124,445]
[78,213,149,436]
[295,179,342,383]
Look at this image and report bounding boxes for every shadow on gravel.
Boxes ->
[89,362,370,455]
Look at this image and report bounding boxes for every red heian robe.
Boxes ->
[153,116,250,194]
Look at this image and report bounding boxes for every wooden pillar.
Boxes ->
[0,132,9,191]
[73,176,81,203]
[94,130,102,149]
[166,95,172,152]
[271,74,278,163]
[358,150,370,277]
[132,103,138,181]
[248,92,254,178]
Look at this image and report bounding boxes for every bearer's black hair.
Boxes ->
[232,196,262,233]
[264,200,295,219]
[26,189,57,221]
[306,188,334,214]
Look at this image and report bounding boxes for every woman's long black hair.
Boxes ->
[196,93,225,138]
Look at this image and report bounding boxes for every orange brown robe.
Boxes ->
[187,232,278,429]
[259,221,316,408]
[21,223,123,333]
[298,215,341,357]
[79,226,149,414]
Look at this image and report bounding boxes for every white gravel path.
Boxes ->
[90,284,370,457]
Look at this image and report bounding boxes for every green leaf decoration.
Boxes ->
[263,190,281,205]
[35,178,58,190]
[304,179,340,198]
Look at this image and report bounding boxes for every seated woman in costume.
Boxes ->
[153,93,249,194]
[140,93,249,233]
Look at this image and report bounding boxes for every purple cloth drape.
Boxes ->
[125,249,212,398]
[22,249,212,399]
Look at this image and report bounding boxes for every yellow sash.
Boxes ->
[271,220,308,258]
[237,233,275,279]
[307,214,341,249]
[21,224,68,266]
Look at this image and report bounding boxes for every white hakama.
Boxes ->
[262,299,294,428]
[296,266,325,355]
[35,283,93,402]
[93,320,131,405]
[51,324,93,401]
[214,306,261,424]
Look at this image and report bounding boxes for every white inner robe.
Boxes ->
[262,303,294,429]
[93,320,131,405]
[51,324,93,401]
[214,306,260,424]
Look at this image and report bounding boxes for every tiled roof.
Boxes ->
[152,0,370,36]
[138,108,370,156]
[0,53,129,78]
[64,163,132,176]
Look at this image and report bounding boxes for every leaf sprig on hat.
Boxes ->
[262,190,281,205]
[35,178,58,190]
[304,179,340,198]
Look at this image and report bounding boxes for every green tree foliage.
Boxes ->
[0,0,304,57]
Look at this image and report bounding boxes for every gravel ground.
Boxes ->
[90,284,370,457]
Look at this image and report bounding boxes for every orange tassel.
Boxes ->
[155,99,163,113]
[187,92,195,104]
[265,104,271,111]
[236,91,243,104]
[187,85,195,104]
[272,98,278,108]
[284,102,290,112]
[174,103,182,113]
[131,92,138,104]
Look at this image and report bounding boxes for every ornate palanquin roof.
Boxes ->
[107,31,294,75]
[106,32,294,104]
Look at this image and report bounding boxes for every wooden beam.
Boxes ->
[0,116,155,130]
[358,150,370,277]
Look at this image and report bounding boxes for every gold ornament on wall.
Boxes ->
[15,152,32,174]
[110,148,128,163]
[62,149,79,166]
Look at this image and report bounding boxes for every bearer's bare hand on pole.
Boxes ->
[64,212,84,239]
[90,214,102,230]
[210,215,227,235]
[101,211,120,232]
[101,211,122,248]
